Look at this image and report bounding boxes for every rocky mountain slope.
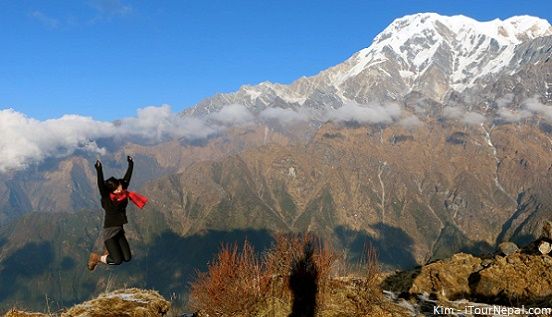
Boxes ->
[143,118,552,265]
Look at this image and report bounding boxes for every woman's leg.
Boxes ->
[117,231,132,262]
[104,233,124,265]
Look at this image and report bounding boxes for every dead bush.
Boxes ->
[263,233,341,315]
[189,241,269,316]
[340,245,387,316]
[189,235,397,317]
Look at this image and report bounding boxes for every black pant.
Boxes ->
[104,230,131,265]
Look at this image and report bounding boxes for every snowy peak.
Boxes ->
[502,15,552,41]
[337,13,552,94]
[377,13,552,46]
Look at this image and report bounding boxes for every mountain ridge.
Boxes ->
[188,13,552,118]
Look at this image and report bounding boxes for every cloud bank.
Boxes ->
[443,106,486,125]
[325,102,402,124]
[0,101,407,172]
[2,96,549,172]
[118,105,216,140]
[0,105,221,172]
[259,107,309,124]
[0,109,111,172]
[208,104,255,126]
[496,96,551,122]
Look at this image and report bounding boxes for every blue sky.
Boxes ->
[1,0,551,121]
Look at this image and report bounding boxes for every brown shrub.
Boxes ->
[323,244,408,317]
[189,235,399,316]
[189,241,269,316]
[343,246,384,315]
[262,233,341,310]
[264,233,340,280]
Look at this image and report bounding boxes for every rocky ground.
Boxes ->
[382,222,552,316]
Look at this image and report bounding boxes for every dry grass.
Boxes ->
[189,240,270,316]
[61,288,170,317]
[263,233,341,314]
[321,246,402,317]
[190,234,406,317]
[3,288,170,317]
[3,309,50,317]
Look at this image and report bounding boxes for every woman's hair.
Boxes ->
[105,177,122,193]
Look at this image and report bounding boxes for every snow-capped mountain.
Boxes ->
[339,14,551,92]
[188,13,552,117]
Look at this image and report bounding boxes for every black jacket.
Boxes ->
[96,161,133,228]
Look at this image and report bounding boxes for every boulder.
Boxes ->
[497,241,519,256]
[408,251,552,306]
[471,253,552,304]
[538,240,552,255]
[62,288,170,317]
[409,253,482,300]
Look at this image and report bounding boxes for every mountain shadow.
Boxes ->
[0,210,275,312]
[0,242,54,302]
[128,228,275,307]
[431,224,493,261]
[334,223,417,270]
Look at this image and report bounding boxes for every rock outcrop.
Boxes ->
[3,288,171,317]
[409,253,482,300]
[63,288,170,317]
[497,242,519,256]
[402,243,552,305]
[471,253,552,304]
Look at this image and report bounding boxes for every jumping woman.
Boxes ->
[88,156,148,271]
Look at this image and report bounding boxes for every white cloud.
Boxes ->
[496,94,515,108]
[443,106,486,125]
[0,109,111,172]
[495,96,550,122]
[462,112,486,125]
[399,115,423,128]
[443,106,464,119]
[118,105,216,141]
[8,96,548,173]
[208,104,255,126]
[497,108,532,122]
[0,101,406,172]
[326,102,402,124]
[0,105,219,173]
[260,107,309,124]
[522,97,552,120]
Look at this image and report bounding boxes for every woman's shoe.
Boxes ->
[88,252,101,271]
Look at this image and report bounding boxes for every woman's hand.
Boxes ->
[95,160,102,169]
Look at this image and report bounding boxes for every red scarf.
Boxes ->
[110,190,148,209]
